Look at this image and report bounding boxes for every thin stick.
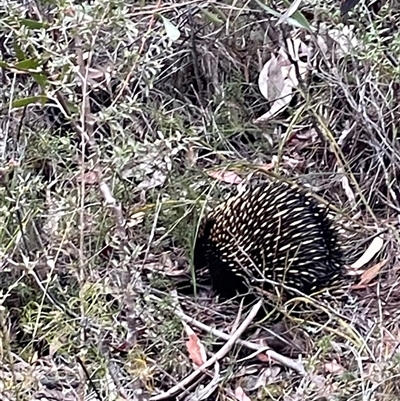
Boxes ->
[174,304,306,375]
[149,300,263,401]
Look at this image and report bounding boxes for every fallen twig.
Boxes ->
[174,302,306,375]
[149,300,263,400]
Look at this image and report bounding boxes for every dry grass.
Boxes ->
[1,0,400,400]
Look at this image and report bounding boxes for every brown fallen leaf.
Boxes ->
[256,352,271,363]
[184,324,207,367]
[351,259,387,289]
[207,170,243,184]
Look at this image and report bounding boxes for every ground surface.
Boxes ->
[1,0,400,400]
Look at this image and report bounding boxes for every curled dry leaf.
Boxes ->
[258,54,286,100]
[256,39,308,123]
[289,128,319,150]
[351,236,384,269]
[208,170,243,185]
[381,326,400,357]
[351,259,388,290]
[184,324,207,367]
[282,155,305,171]
[64,7,75,16]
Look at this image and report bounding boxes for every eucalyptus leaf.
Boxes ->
[200,9,224,24]
[13,42,26,61]
[255,0,313,32]
[12,96,48,108]
[15,59,41,70]
[278,0,302,24]
[19,18,47,29]
[32,73,48,89]
[160,16,181,41]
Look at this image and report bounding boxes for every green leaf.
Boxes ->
[255,0,283,17]
[288,10,312,31]
[15,59,41,70]
[160,15,181,41]
[0,61,9,68]
[19,19,47,29]
[278,0,302,23]
[255,0,313,32]
[31,73,48,89]
[200,9,224,24]
[13,42,26,61]
[12,95,48,108]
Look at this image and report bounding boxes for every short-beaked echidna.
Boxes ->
[193,180,344,299]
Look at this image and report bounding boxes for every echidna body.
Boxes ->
[194,181,343,299]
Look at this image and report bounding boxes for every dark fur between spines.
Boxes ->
[193,181,344,299]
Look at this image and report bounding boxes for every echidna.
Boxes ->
[193,180,344,299]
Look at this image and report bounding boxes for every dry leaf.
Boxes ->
[126,212,145,228]
[339,172,356,207]
[242,366,281,392]
[380,327,400,357]
[256,352,271,363]
[282,155,305,170]
[351,236,384,269]
[184,325,207,367]
[234,386,252,401]
[256,162,275,172]
[78,171,99,185]
[186,144,197,166]
[256,80,294,123]
[64,7,75,16]
[351,259,387,289]
[87,67,105,80]
[208,170,243,184]
[289,128,319,150]
[256,39,307,123]
[258,54,286,100]
[324,360,345,375]
[8,159,19,167]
